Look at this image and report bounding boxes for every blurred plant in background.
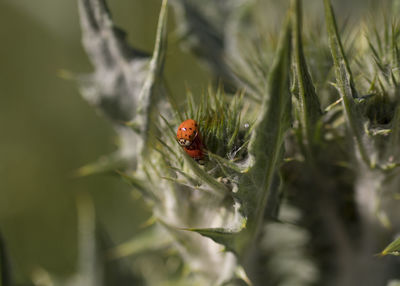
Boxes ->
[2,0,400,285]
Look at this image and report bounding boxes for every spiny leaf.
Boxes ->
[163,78,184,123]
[0,232,12,286]
[185,90,196,120]
[233,266,253,286]
[108,226,171,260]
[168,166,200,186]
[161,176,213,194]
[184,227,245,256]
[75,193,102,286]
[366,37,390,84]
[159,114,179,141]
[323,0,372,167]
[160,95,233,197]
[207,152,244,174]
[291,0,322,156]
[75,153,126,177]
[117,171,159,202]
[380,236,400,256]
[156,135,178,158]
[238,13,292,235]
[180,149,229,198]
[77,0,150,122]
[137,0,168,156]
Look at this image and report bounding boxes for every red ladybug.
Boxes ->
[183,146,204,160]
[176,119,205,160]
[177,119,199,147]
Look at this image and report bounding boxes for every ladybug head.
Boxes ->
[178,137,192,147]
[176,119,199,147]
[177,129,198,146]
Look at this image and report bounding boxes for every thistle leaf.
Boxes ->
[159,114,230,197]
[117,171,159,202]
[207,152,244,174]
[180,149,229,198]
[184,227,245,255]
[238,15,292,232]
[291,0,322,154]
[78,0,169,168]
[75,193,103,286]
[323,0,372,167]
[76,153,127,177]
[77,0,150,122]
[108,225,172,260]
[137,0,169,155]
[380,236,400,256]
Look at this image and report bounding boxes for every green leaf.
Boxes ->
[77,0,151,122]
[380,236,400,256]
[323,0,372,167]
[108,225,172,260]
[75,153,127,177]
[117,171,159,202]
[180,149,229,198]
[0,232,12,286]
[291,0,322,156]
[184,227,246,256]
[238,14,292,234]
[75,193,102,286]
[137,0,169,156]
[159,115,229,197]
[207,152,244,174]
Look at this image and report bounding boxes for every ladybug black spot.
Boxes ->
[189,127,192,130]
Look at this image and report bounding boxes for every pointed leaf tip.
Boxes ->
[291,0,322,154]
[75,153,126,177]
[137,0,169,155]
[323,0,371,167]
[185,227,245,255]
[180,149,229,197]
[381,237,400,256]
[117,171,158,202]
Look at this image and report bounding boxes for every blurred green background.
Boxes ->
[0,0,208,283]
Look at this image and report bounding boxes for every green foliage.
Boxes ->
[184,227,244,256]
[381,237,400,256]
[238,14,292,229]
[30,0,400,285]
[323,0,372,167]
[108,225,172,260]
[291,0,322,158]
[136,0,168,158]
[185,88,250,159]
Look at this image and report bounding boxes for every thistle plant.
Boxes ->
[3,0,400,286]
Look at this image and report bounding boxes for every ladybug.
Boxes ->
[176,119,205,161]
[176,119,199,147]
[184,146,204,161]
